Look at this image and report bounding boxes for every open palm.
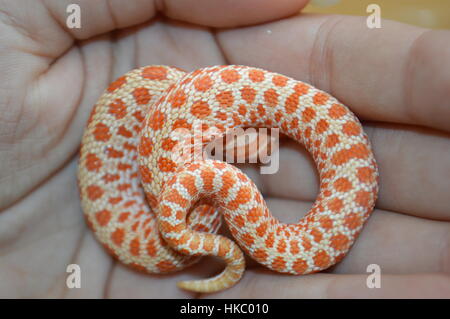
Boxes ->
[0,0,449,298]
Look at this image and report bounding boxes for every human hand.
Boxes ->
[0,0,448,298]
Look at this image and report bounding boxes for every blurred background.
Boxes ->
[306,0,450,29]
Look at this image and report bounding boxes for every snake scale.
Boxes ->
[78,65,378,293]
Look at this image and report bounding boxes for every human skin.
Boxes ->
[0,0,449,298]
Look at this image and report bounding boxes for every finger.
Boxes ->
[364,124,450,220]
[159,0,310,28]
[0,0,309,83]
[108,262,197,298]
[217,14,450,132]
[108,255,225,298]
[109,197,450,298]
[0,160,85,297]
[65,232,113,298]
[243,123,450,220]
[260,199,450,275]
[3,0,308,55]
[134,20,225,71]
[206,271,450,298]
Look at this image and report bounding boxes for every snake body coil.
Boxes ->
[78,65,378,293]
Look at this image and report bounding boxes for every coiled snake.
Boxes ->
[78,65,378,293]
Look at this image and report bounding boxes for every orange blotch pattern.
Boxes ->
[173,119,191,130]
[111,228,125,246]
[109,99,127,119]
[315,119,329,134]
[133,87,152,105]
[146,240,157,257]
[327,197,344,213]
[202,236,215,252]
[194,75,213,92]
[118,212,130,223]
[166,189,189,208]
[330,233,350,251]
[271,256,286,271]
[240,86,256,104]
[117,125,133,138]
[247,207,263,223]
[85,153,102,172]
[133,110,145,123]
[328,103,347,119]
[241,232,255,247]
[344,213,363,230]
[294,83,309,95]
[130,238,140,256]
[117,162,132,171]
[357,167,375,184]
[355,190,371,208]
[290,240,300,255]
[158,157,177,172]
[95,209,111,227]
[216,91,234,108]
[107,76,127,92]
[325,134,340,148]
[140,165,153,183]
[277,239,287,253]
[142,66,167,80]
[253,248,268,262]
[272,75,288,87]
[313,250,331,268]
[156,260,176,272]
[319,216,333,230]
[249,69,265,82]
[302,107,316,123]
[334,177,353,192]
[227,186,252,210]
[93,123,111,142]
[293,258,308,274]
[86,185,104,201]
[221,69,241,84]
[149,110,165,130]
[139,136,153,156]
[233,215,246,228]
[169,89,187,108]
[331,143,370,165]
[343,121,361,136]
[285,93,299,114]
[103,174,120,183]
[200,169,215,192]
[256,222,268,237]
[180,174,198,196]
[191,101,211,119]
[264,88,279,107]
[161,138,177,151]
[313,92,329,105]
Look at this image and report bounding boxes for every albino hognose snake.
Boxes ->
[78,65,378,293]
